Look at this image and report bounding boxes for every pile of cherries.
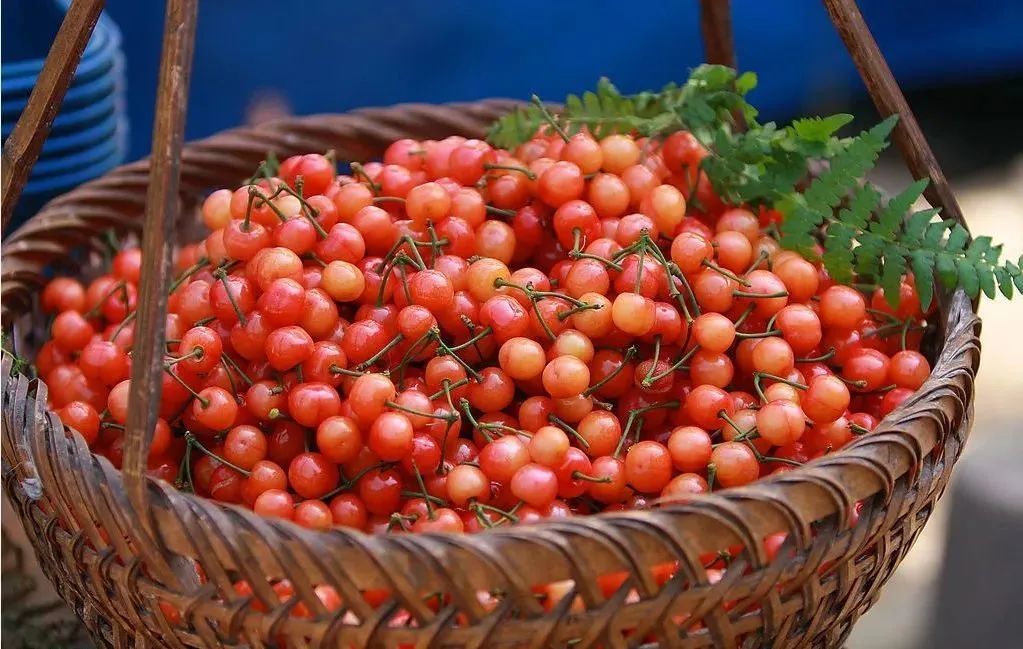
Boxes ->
[37,128,933,537]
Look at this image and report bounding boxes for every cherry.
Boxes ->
[624,441,673,493]
[710,442,759,487]
[288,452,340,500]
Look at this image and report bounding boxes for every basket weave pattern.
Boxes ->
[1,101,981,648]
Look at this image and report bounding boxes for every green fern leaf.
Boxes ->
[994,267,1015,299]
[958,259,980,298]
[853,233,885,280]
[966,235,993,263]
[946,224,970,252]
[976,261,996,299]
[873,178,928,240]
[936,252,958,289]
[822,221,857,282]
[791,114,854,142]
[880,244,908,307]
[911,250,936,310]
[838,184,881,230]
[924,219,949,247]
[903,208,940,247]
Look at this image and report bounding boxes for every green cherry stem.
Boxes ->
[701,259,752,286]
[482,163,536,180]
[583,345,638,397]
[547,414,590,450]
[184,432,251,476]
[530,95,569,142]
[796,348,836,363]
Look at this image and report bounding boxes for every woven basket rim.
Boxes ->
[0,101,981,623]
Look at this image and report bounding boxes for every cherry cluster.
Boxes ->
[37,127,933,537]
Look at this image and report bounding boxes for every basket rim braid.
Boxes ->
[2,101,981,648]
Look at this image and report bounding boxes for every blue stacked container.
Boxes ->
[2,0,127,231]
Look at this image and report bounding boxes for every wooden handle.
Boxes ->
[822,0,968,231]
[122,0,198,531]
[699,0,736,67]
[0,0,106,234]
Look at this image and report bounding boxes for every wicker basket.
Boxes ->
[0,1,982,647]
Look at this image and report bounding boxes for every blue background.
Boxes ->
[8,0,1023,161]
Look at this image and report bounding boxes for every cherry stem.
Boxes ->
[458,315,487,359]
[706,463,717,490]
[761,455,805,467]
[733,289,789,299]
[656,250,697,322]
[755,372,808,390]
[304,252,327,268]
[849,422,871,435]
[221,354,253,386]
[458,399,493,442]
[263,185,330,239]
[164,347,203,367]
[391,329,436,387]
[324,462,391,499]
[753,372,807,403]
[743,250,770,276]
[733,305,756,330]
[735,329,782,339]
[796,348,836,363]
[446,327,493,352]
[571,471,612,484]
[184,432,251,477]
[386,400,458,423]
[429,377,469,401]
[176,443,194,492]
[109,311,137,343]
[643,346,699,386]
[634,246,646,294]
[329,363,365,378]
[717,410,748,438]
[212,269,248,326]
[864,307,903,324]
[350,162,380,192]
[473,501,521,524]
[493,278,588,307]
[583,345,638,397]
[483,163,536,180]
[530,298,557,341]
[267,408,288,421]
[355,333,405,371]
[837,376,868,390]
[168,256,210,294]
[372,196,406,204]
[433,330,483,381]
[401,490,446,506]
[485,205,516,218]
[459,399,526,440]
[424,220,444,267]
[643,336,663,384]
[84,280,127,318]
[557,301,602,321]
[701,259,752,287]
[412,464,435,519]
[615,400,680,458]
[568,248,623,271]
[530,95,569,142]
[547,414,590,449]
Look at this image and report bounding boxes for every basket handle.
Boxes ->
[0,0,106,234]
[699,0,965,231]
[122,0,198,540]
[699,0,737,67]
[821,0,968,231]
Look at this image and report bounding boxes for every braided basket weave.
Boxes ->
[0,1,982,647]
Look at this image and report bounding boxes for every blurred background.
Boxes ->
[3,0,1022,647]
